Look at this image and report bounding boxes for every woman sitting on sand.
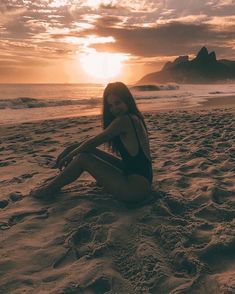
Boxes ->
[31,82,153,203]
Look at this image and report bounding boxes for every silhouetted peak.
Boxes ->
[163,55,189,70]
[173,55,189,64]
[209,51,217,62]
[137,46,235,84]
[162,61,173,70]
[194,47,218,64]
[196,47,209,60]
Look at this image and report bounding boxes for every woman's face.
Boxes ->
[107,94,128,117]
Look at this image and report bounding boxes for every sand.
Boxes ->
[0,100,235,293]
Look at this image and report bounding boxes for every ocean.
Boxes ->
[0,83,235,125]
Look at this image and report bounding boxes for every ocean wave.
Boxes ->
[208,91,235,95]
[0,97,101,110]
[135,92,192,100]
[131,84,179,91]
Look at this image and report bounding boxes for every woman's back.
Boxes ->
[117,114,153,183]
[119,114,151,161]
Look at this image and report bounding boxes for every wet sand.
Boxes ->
[0,99,235,293]
[200,95,235,108]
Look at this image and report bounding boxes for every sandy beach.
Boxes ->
[0,98,235,293]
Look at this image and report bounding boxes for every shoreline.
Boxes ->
[1,94,235,128]
[198,94,235,108]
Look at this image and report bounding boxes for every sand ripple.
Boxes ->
[0,108,234,293]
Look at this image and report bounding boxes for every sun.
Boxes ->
[80,50,128,81]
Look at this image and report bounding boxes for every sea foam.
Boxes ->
[0,97,100,110]
[131,84,179,91]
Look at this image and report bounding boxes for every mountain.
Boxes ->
[137,47,235,84]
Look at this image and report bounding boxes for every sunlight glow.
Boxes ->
[80,49,128,81]
[85,0,102,8]
[49,0,68,8]
[84,0,116,8]
[84,35,115,46]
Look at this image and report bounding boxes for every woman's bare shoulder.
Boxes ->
[109,115,131,133]
[115,114,131,125]
[129,114,145,128]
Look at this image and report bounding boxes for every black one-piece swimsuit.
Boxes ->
[116,115,153,184]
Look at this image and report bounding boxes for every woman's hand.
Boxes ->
[56,142,82,169]
[57,153,74,170]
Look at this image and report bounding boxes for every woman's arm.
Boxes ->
[58,116,126,170]
[71,116,125,155]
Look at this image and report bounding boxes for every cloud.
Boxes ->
[212,0,235,8]
[92,15,123,26]
[99,2,120,9]
[1,0,235,83]
[79,18,235,58]
[0,1,27,26]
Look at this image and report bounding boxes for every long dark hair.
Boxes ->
[102,82,147,153]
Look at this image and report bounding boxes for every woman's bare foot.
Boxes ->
[30,185,58,199]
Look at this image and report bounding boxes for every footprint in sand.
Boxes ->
[184,225,212,249]
[73,225,110,258]
[0,199,9,209]
[33,155,56,168]
[0,146,5,152]
[32,138,59,147]
[5,134,28,142]
[195,203,235,222]
[163,194,186,215]
[85,276,112,294]
[95,212,118,225]
[210,186,234,204]
[71,225,93,247]
[83,208,117,225]
[5,144,18,152]
[8,172,38,184]
[7,209,48,227]
[0,159,16,167]
[0,209,48,230]
[8,191,24,202]
[61,276,112,294]
[54,222,112,269]
[191,148,210,158]
[195,222,235,273]
[176,176,190,189]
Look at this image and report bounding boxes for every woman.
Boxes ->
[31,82,153,203]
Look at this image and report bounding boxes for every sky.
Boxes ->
[0,0,235,84]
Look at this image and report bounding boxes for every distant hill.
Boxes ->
[137,47,235,84]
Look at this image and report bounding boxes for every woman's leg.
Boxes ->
[32,148,122,196]
[74,153,151,202]
[56,145,123,171]
[33,152,150,202]
[30,156,85,198]
[92,148,124,170]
